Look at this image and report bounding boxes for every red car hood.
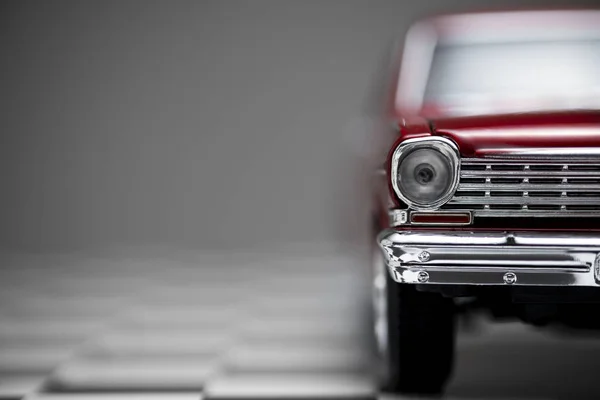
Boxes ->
[431,110,600,157]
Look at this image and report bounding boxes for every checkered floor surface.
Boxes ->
[0,249,376,400]
[3,248,600,400]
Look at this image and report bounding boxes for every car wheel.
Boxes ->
[372,248,456,395]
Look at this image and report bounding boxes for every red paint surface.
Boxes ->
[431,110,600,157]
[378,10,600,233]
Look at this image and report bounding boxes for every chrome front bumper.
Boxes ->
[378,230,600,287]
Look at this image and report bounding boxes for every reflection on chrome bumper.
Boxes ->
[377,229,600,287]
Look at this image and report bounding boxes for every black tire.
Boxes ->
[380,272,456,395]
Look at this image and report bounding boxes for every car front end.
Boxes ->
[371,10,600,396]
[379,113,600,288]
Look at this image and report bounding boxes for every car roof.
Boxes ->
[422,9,600,43]
[394,9,600,115]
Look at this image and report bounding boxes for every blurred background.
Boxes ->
[1,0,597,255]
[1,1,600,399]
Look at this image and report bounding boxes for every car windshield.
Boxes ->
[423,39,600,116]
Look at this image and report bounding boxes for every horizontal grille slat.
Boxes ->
[448,197,600,205]
[459,160,600,167]
[462,170,600,177]
[439,208,600,217]
[446,158,600,217]
[458,184,600,191]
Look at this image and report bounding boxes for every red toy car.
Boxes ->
[371,9,600,395]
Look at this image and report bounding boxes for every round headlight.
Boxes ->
[391,137,459,210]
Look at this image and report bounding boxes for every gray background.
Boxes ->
[1,0,598,253]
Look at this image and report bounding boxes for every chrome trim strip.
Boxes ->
[461,158,600,165]
[378,229,600,286]
[458,183,600,191]
[483,148,600,158]
[390,137,460,211]
[462,170,600,177]
[449,197,599,205]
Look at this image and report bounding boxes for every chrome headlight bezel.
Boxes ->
[390,137,460,211]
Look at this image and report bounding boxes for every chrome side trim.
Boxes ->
[378,229,600,286]
[390,137,460,211]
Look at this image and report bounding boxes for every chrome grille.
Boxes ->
[443,158,600,217]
